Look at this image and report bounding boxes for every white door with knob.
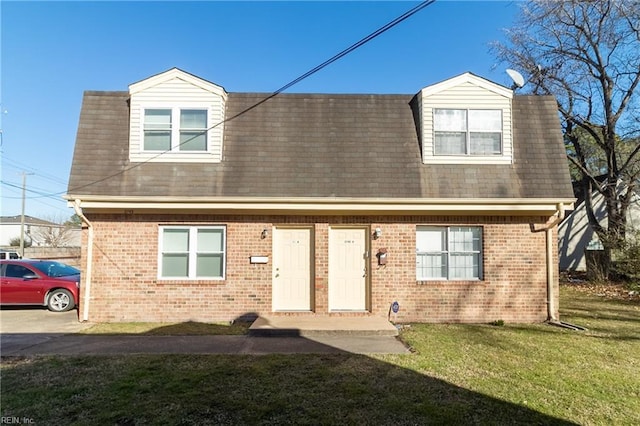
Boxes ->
[328,227,368,311]
[272,227,312,311]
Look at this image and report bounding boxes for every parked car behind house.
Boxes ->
[0,250,21,260]
[0,259,80,312]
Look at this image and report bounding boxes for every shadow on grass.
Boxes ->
[79,320,252,336]
[0,314,578,425]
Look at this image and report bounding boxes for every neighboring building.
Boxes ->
[0,215,80,247]
[559,184,640,271]
[65,68,574,324]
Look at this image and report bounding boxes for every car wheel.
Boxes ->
[47,289,75,312]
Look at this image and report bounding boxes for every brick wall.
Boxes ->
[78,214,557,324]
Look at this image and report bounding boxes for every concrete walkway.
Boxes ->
[249,315,399,336]
[0,334,410,356]
[0,313,409,356]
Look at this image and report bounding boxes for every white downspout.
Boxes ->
[546,227,557,321]
[533,203,566,322]
[73,199,93,322]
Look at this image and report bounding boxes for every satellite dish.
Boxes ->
[506,69,525,89]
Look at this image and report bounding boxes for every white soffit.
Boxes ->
[128,67,227,99]
[421,72,513,99]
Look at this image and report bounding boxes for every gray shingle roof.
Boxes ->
[67,90,574,200]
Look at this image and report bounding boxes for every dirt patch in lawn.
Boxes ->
[561,272,640,303]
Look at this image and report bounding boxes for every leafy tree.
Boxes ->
[65,214,83,227]
[493,0,640,277]
[8,236,31,248]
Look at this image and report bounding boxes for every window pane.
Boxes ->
[417,253,447,279]
[162,254,188,277]
[450,227,482,252]
[144,110,172,150]
[144,131,171,151]
[417,227,446,252]
[435,132,466,155]
[181,110,207,128]
[163,229,189,252]
[450,227,471,252]
[196,254,223,277]
[470,133,501,155]
[434,109,466,131]
[197,229,223,252]
[145,109,171,126]
[449,253,480,279]
[180,132,207,151]
[469,110,501,131]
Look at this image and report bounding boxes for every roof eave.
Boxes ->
[65,196,575,216]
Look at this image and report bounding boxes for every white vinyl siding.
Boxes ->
[159,226,226,280]
[419,78,513,165]
[416,226,482,280]
[129,74,226,163]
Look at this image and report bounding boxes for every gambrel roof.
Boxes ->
[66,78,574,205]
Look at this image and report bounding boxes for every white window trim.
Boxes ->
[141,107,210,154]
[416,226,483,281]
[158,225,226,280]
[433,109,503,156]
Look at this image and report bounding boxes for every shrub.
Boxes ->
[7,236,31,248]
[613,230,640,283]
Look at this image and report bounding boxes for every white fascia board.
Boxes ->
[66,196,575,216]
[421,72,513,99]
[129,68,227,100]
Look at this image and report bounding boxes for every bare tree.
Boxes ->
[493,0,640,277]
[30,214,80,248]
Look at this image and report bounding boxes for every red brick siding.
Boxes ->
[78,214,558,323]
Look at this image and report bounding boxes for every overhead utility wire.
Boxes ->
[61,0,436,196]
[221,0,437,121]
[1,180,68,202]
[2,156,69,186]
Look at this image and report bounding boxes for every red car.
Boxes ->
[0,259,80,312]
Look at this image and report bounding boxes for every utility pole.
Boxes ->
[19,172,33,257]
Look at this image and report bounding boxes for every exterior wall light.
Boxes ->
[261,229,269,239]
[373,228,382,239]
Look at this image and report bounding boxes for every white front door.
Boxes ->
[272,227,312,311]
[328,227,368,311]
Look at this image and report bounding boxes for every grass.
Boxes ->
[1,286,638,425]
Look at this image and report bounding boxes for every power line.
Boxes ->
[1,180,67,202]
[1,181,71,214]
[1,157,68,186]
[63,0,436,196]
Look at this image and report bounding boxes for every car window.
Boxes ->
[5,264,35,278]
[31,261,79,278]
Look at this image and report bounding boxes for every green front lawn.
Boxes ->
[1,286,638,425]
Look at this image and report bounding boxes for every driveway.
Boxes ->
[0,307,90,355]
[0,308,410,356]
[1,306,88,333]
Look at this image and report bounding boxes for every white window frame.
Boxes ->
[142,107,209,153]
[416,226,483,281]
[433,109,502,156]
[158,225,226,280]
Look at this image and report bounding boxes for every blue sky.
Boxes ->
[0,0,519,219]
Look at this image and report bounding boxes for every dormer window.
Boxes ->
[144,109,171,151]
[128,68,227,163]
[418,73,513,165]
[143,108,208,152]
[180,109,208,151]
[434,109,502,156]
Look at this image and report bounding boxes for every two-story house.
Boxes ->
[65,68,574,324]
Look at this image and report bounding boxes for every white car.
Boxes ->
[0,250,21,260]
